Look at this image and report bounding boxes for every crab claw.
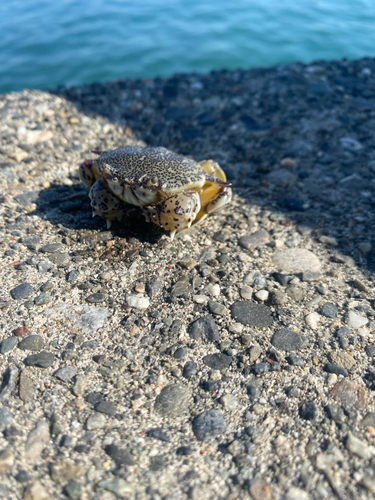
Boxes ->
[91,150,105,155]
[170,230,177,241]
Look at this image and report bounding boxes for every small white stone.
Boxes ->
[348,311,368,329]
[193,294,208,304]
[327,373,337,385]
[305,312,320,330]
[229,323,243,334]
[238,252,251,262]
[346,432,371,459]
[255,290,269,301]
[206,284,220,297]
[220,394,239,411]
[26,130,53,145]
[240,285,253,300]
[86,413,106,430]
[126,294,150,310]
[24,481,49,500]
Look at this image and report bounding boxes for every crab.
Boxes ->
[79,146,232,240]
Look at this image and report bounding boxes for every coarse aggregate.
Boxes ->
[0,56,375,499]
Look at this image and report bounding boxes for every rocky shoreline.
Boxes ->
[0,56,375,500]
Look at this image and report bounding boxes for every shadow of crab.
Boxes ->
[29,182,166,245]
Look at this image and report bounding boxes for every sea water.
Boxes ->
[1,0,375,93]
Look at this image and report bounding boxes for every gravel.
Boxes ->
[1,56,375,500]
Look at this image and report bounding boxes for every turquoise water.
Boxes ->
[1,0,375,93]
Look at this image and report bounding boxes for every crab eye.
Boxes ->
[112,177,118,182]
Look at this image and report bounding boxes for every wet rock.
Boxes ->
[95,401,117,416]
[320,302,338,319]
[183,361,197,379]
[324,363,348,377]
[192,410,226,441]
[146,428,171,442]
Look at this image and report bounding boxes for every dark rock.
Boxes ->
[320,303,338,319]
[299,402,317,421]
[173,347,187,360]
[14,191,39,206]
[19,235,40,251]
[40,243,62,253]
[154,384,191,417]
[24,351,54,368]
[183,361,197,379]
[201,380,222,392]
[18,335,44,351]
[324,363,348,377]
[66,270,79,283]
[230,301,273,327]
[10,282,33,300]
[252,362,270,375]
[104,443,135,466]
[146,278,164,297]
[272,273,292,286]
[85,293,105,303]
[54,366,77,382]
[86,392,103,405]
[325,404,345,422]
[47,252,69,264]
[64,479,82,500]
[188,315,220,342]
[0,337,18,354]
[176,446,194,456]
[365,345,375,357]
[202,353,232,370]
[271,328,307,352]
[95,401,117,416]
[146,428,171,442]
[192,410,226,441]
[286,355,304,367]
[34,293,52,305]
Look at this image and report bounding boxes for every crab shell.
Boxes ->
[79,146,232,240]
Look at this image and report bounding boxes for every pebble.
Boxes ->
[348,310,368,328]
[24,351,55,368]
[19,235,41,251]
[320,302,338,319]
[193,294,208,304]
[66,270,80,283]
[360,412,375,427]
[54,366,77,382]
[208,301,228,316]
[25,129,53,144]
[249,479,272,500]
[249,345,263,363]
[220,394,239,411]
[330,379,367,410]
[154,384,191,417]
[146,428,170,442]
[19,371,35,402]
[86,413,106,430]
[0,407,13,431]
[272,249,321,273]
[40,243,62,253]
[64,479,82,500]
[95,401,117,416]
[34,292,52,305]
[104,443,135,466]
[18,335,44,351]
[302,269,323,282]
[183,361,197,378]
[173,347,187,360]
[269,290,286,305]
[299,402,318,421]
[145,278,164,298]
[47,252,69,264]
[188,315,220,342]
[192,410,226,441]
[238,229,270,251]
[126,294,150,310]
[37,261,53,273]
[324,363,348,377]
[86,293,105,304]
[203,353,232,370]
[285,285,304,302]
[255,290,269,301]
[330,351,355,370]
[305,312,320,330]
[0,336,18,354]
[10,282,33,300]
[271,328,307,352]
[206,284,220,296]
[240,285,253,300]
[23,481,49,500]
[272,272,292,286]
[230,301,273,327]
[0,450,14,474]
[50,460,83,484]
[25,420,50,464]
[98,478,134,497]
[346,432,371,459]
